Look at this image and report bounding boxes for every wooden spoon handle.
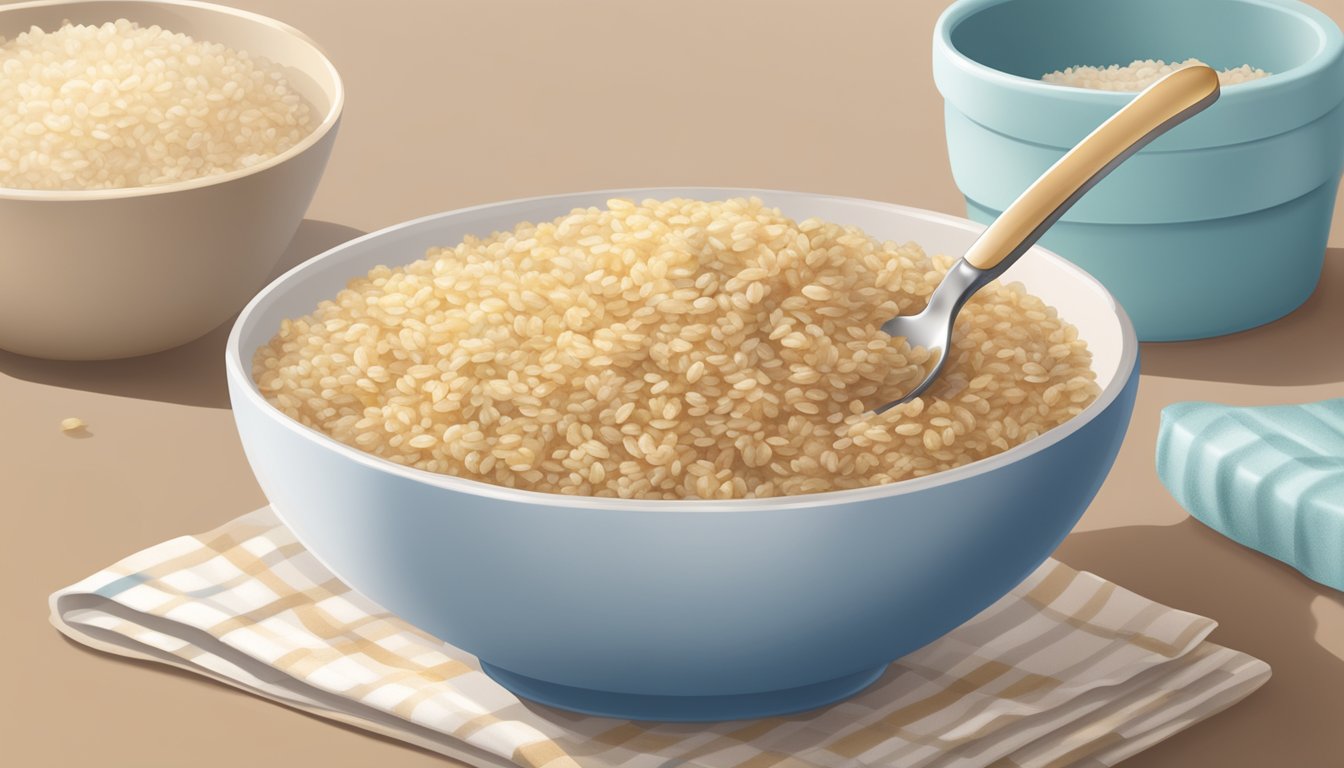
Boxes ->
[963,65,1220,271]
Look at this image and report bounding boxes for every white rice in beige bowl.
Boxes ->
[0,18,314,190]
[254,197,1100,500]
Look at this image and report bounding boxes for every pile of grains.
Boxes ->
[1042,58,1269,91]
[254,198,1100,500]
[0,19,315,190]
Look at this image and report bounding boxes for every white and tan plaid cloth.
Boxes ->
[50,507,1268,768]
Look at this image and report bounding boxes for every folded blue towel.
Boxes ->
[1157,398,1344,591]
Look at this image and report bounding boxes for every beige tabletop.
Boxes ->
[5,0,1344,765]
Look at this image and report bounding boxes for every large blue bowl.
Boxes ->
[935,0,1344,341]
[226,188,1139,721]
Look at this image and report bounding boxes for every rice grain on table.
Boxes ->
[253,197,1100,500]
[0,19,314,190]
[1042,58,1269,91]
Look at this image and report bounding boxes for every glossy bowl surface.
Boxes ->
[227,188,1140,720]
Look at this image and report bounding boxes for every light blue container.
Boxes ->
[227,188,1140,721]
[934,0,1344,341]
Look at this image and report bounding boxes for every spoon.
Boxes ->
[875,65,1221,413]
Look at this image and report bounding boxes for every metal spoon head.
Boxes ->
[874,313,951,414]
[874,259,991,414]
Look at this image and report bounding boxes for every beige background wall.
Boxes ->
[3,1,1343,766]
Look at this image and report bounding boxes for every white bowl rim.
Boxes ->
[226,187,1139,514]
[0,0,344,201]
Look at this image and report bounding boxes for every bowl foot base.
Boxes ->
[479,662,888,721]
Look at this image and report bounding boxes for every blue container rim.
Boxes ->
[934,0,1344,149]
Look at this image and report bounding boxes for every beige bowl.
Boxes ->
[0,0,343,360]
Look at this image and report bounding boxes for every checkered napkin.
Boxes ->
[50,507,1269,768]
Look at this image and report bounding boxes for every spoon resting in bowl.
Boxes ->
[875,64,1220,413]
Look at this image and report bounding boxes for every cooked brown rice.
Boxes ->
[253,197,1100,500]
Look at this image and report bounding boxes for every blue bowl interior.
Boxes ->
[950,0,1323,80]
